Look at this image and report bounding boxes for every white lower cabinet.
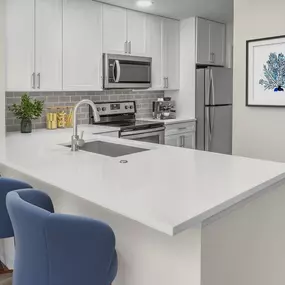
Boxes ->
[165,122,196,149]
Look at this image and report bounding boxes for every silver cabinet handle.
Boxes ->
[178,127,187,131]
[129,41,132,54]
[180,136,185,148]
[101,75,103,89]
[124,41,128,54]
[212,53,215,64]
[31,73,36,89]
[163,77,169,88]
[210,52,215,63]
[37,73,41,89]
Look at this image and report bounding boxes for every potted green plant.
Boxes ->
[9,93,44,133]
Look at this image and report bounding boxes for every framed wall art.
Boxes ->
[246,35,285,107]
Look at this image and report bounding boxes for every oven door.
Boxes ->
[104,54,152,89]
[121,127,165,144]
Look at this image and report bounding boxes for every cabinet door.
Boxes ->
[196,17,210,65]
[63,0,102,91]
[103,5,127,54]
[127,10,147,56]
[147,15,163,89]
[165,134,181,148]
[6,0,35,91]
[181,132,196,149]
[210,21,226,66]
[163,18,180,89]
[35,0,62,91]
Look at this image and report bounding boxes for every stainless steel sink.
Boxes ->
[63,140,149,157]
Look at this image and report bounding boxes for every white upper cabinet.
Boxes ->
[35,0,62,91]
[196,17,225,66]
[210,21,226,67]
[103,6,148,56]
[127,10,148,56]
[147,15,163,89]
[196,17,210,65]
[103,5,127,54]
[6,0,35,91]
[6,1,181,92]
[6,0,62,91]
[63,0,102,91]
[162,18,180,90]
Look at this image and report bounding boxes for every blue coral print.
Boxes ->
[259,52,285,92]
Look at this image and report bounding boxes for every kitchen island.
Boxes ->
[1,126,285,285]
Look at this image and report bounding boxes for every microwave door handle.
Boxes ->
[115,60,121,83]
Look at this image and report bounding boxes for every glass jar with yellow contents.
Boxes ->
[57,107,67,129]
[65,107,74,128]
[46,107,57,130]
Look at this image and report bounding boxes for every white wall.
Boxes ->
[0,0,5,138]
[233,0,285,162]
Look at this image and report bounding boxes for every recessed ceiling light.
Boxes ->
[137,0,153,8]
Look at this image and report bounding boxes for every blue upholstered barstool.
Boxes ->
[6,189,118,285]
[0,178,32,270]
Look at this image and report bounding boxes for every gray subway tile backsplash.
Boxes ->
[5,90,164,132]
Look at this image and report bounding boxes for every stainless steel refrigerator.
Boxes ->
[196,67,233,155]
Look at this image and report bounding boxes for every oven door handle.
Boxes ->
[121,127,165,138]
[114,60,121,83]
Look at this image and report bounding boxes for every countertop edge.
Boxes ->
[172,173,285,235]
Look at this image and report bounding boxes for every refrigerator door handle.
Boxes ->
[210,69,216,138]
[207,70,212,105]
[205,107,211,151]
[211,69,216,106]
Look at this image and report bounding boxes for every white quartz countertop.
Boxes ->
[142,117,196,125]
[1,126,285,236]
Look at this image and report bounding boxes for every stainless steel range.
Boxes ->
[89,101,165,144]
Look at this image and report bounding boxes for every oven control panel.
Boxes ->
[94,101,136,116]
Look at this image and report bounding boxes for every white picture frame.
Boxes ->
[246,35,285,107]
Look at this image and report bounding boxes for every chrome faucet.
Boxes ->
[71,99,100,151]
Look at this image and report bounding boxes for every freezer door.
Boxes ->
[196,69,206,151]
[205,105,232,155]
[208,67,233,105]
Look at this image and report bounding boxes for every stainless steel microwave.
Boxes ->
[103,53,152,89]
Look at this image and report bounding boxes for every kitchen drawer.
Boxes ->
[165,122,196,136]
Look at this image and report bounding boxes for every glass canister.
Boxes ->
[57,107,67,129]
[46,107,57,130]
[65,107,74,128]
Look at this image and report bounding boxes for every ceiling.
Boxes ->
[96,0,233,22]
